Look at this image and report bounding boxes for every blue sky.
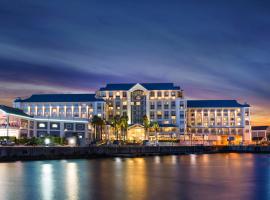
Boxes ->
[0,0,269,124]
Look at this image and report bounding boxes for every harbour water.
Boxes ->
[0,153,269,200]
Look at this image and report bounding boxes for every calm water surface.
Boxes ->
[0,153,270,200]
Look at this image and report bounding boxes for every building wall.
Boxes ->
[96,83,186,135]
[34,119,88,139]
[186,106,251,144]
[0,110,34,138]
[14,101,105,121]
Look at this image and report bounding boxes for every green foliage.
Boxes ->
[0,136,16,142]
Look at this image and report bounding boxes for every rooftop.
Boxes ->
[99,83,181,91]
[0,105,32,118]
[187,100,250,108]
[252,126,269,131]
[14,94,104,103]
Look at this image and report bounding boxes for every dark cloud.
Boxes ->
[0,0,269,124]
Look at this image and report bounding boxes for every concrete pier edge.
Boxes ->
[0,146,269,161]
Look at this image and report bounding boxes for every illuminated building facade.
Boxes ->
[96,83,186,140]
[186,100,251,145]
[251,126,270,142]
[13,94,105,140]
[0,105,34,138]
[11,83,252,144]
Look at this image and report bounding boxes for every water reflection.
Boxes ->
[0,154,269,200]
[65,162,78,200]
[41,164,53,200]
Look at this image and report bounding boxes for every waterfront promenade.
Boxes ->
[0,145,269,161]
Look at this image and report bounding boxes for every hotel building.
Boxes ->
[186,100,251,145]
[11,82,252,144]
[96,83,186,140]
[251,126,270,142]
[0,105,34,138]
[13,94,105,140]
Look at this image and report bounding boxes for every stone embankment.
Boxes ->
[0,145,268,161]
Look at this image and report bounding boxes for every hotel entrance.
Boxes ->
[127,124,145,142]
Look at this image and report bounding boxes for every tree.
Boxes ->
[143,115,150,140]
[91,115,105,141]
[151,122,159,145]
[97,118,106,141]
[120,115,129,141]
[110,116,121,140]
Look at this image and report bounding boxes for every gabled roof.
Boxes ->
[0,105,32,118]
[14,94,104,103]
[252,126,269,131]
[187,100,249,108]
[99,83,181,91]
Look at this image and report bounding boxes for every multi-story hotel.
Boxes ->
[186,100,251,145]
[13,94,104,141]
[96,83,186,140]
[8,82,252,144]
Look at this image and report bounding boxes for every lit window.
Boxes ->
[39,123,45,128]
[52,124,58,128]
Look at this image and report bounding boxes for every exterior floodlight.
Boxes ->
[68,137,76,146]
[44,138,50,146]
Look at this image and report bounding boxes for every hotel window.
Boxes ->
[179,101,184,109]
[116,102,120,108]
[157,91,162,97]
[171,111,176,116]
[177,91,182,98]
[150,91,155,98]
[122,111,127,116]
[38,122,47,129]
[101,91,106,97]
[109,91,113,97]
[157,112,162,119]
[164,91,169,97]
[179,111,185,118]
[164,111,169,119]
[150,111,155,119]
[97,103,102,110]
[157,101,162,109]
[171,101,176,109]
[150,102,155,110]
[171,91,175,97]
[164,101,169,109]
[52,108,57,115]
[122,92,127,98]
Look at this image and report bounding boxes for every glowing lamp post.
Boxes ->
[44,138,50,146]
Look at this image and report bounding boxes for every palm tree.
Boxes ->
[110,116,121,140]
[120,115,129,141]
[91,115,100,142]
[143,115,150,140]
[98,118,106,141]
[152,122,159,145]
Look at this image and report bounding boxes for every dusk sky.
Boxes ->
[0,1,269,125]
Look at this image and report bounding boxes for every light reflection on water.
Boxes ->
[0,153,269,200]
